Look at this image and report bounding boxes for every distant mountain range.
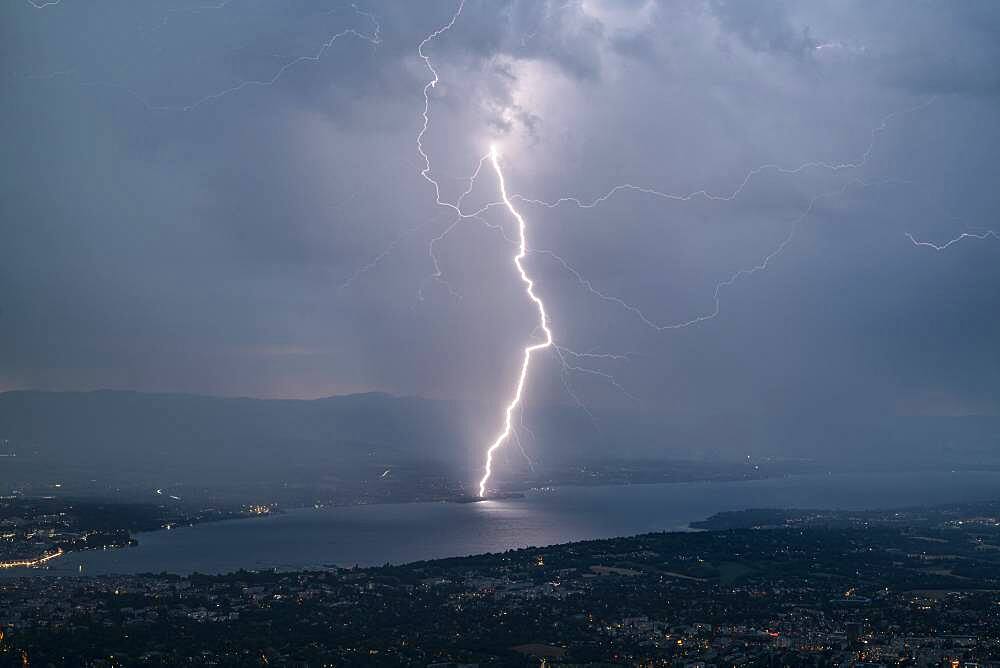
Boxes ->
[0,390,462,485]
[1,390,998,497]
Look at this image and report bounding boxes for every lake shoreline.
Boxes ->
[8,469,1000,578]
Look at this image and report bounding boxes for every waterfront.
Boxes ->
[26,469,1000,576]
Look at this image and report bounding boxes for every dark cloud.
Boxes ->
[710,0,818,57]
[2,0,998,434]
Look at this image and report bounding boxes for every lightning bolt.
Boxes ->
[138,10,381,113]
[467,108,920,489]
[406,2,940,495]
[506,98,931,340]
[338,223,422,292]
[534,177,911,333]
[906,230,999,251]
[28,5,381,114]
[416,0,470,216]
[477,145,553,498]
[412,3,560,496]
[512,98,934,211]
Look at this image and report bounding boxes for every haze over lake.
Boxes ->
[32,470,1000,577]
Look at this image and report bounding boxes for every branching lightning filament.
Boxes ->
[478,145,553,498]
[906,230,999,250]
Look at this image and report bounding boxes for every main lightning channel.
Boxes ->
[478,145,553,498]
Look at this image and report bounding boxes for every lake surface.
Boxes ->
[29,470,1000,576]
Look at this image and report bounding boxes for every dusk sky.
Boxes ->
[3,0,999,419]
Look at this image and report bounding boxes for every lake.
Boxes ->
[27,469,1000,576]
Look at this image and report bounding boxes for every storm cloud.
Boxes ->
[3,0,998,436]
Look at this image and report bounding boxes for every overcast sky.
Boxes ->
[3,0,999,420]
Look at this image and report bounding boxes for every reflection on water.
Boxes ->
[26,470,1000,576]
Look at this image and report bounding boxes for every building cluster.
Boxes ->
[0,504,127,569]
[1,514,998,666]
[0,495,257,572]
